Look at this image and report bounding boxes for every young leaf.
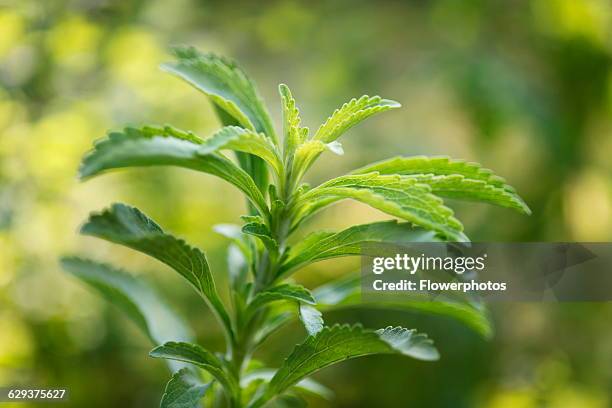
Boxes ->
[150,342,239,398]
[249,284,316,310]
[290,140,344,186]
[249,324,438,407]
[161,47,277,143]
[81,204,233,342]
[279,84,308,161]
[314,95,400,143]
[278,221,440,278]
[60,257,193,345]
[352,156,530,214]
[298,304,324,336]
[160,368,212,408]
[295,173,466,241]
[242,221,279,255]
[199,126,283,177]
[79,126,269,217]
[313,274,493,339]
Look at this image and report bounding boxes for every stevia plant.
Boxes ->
[61,46,530,408]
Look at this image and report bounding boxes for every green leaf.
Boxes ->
[150,342,239,397]
[79,125,269,217]
[250,324,437,407]
[242,221,279,255]
[312,274,361,306]
[352,156,530,214]
[290,140,344,186]
[279,221,439,278]
[353,156,510,188]
[313,274,493,339]
[80,204,233,342]
[314,95,400,143]
[242,369,332,400]
[404,174,530,214]
[162,47,277,143]
[249,284,315,310]
[199,126,282,177]
[214,101,268,205]
[162,46,276,195]
[298,304,324,336]
[279,84,308,161]
[295,173,466,241]
[60,257,193,345]
[160,368,211,408]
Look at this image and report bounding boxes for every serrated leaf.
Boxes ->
[249,324,437,407]
[278,221,439,278]
[249,284,315,310]
[242,369,332,400]
[352,156,530,214]
[150,342,239,397]
[163,46,275,195]
[298,304,324,336]
[313,273,493,339]
[199,126,282,176]
[405,174,531,214]
[60,257,194,369]
[79,125,269,217]
[80,204,233,341]
[290,140,345,185]
[314,95,400,143]
[160,368,211,408]
[242,221,279,255]
[162,47,276,143]
[295,173,466,241]
[214,100,268,203]
[279,84,308,161]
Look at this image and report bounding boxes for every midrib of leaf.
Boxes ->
[314,95,400,143]
[79,126,269,217]
[295,173,465,241]
[150,342,239,398]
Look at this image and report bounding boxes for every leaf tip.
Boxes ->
[381,99,401,108]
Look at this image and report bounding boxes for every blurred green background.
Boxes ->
[1,0,612,407]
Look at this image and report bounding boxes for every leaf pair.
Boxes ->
[279,85,401,190]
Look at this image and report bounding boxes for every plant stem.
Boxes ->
[226,158,298,407]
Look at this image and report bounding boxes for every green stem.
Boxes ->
[226,158,296,407]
